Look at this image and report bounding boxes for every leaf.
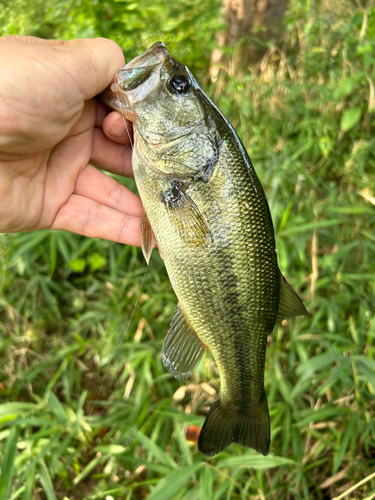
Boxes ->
[333,77,357,101]
[68,258,86,273]
[356,43,372,55]
[0,403,39,425]
[129,428,178,470]
[296,352,346,381]
[213,480,233,500]
[49,233,57,276]
[73,456,102,485]
[340,107,362,132]
[200,464,213,500]
[216,454,297,469]
[0,425,19,500]
[88,252,107,271]
[296,408,346,428]
[279,219,346,236]
[332,413,357,474]
[22,463,36,500]
[48,392,68,428]
[147,462,203,500]
[38,460,57,500]
[95,445,128,455]
[29,434,62,470]
[352,356,375,393]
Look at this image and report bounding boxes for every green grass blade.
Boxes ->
[130,428,178,470]
[0,403,39,425]
[200,464,213,500]
[332,413,357,474]
[279,219,346,236]
[47,392,68,428]
[217,453,297,469]
[38,460,57,500]
[22,464,36,500]
[73,456,102,485]
[147,462,203,500]
[0,425,19,500]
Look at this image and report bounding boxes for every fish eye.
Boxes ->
[167,74,190,94]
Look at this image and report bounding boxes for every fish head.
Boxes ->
[102,42,222,180]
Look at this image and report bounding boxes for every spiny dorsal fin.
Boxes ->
[140,210,154,264]
[276,274,308,323]
[162,182,212,245]
[162,303,206,380]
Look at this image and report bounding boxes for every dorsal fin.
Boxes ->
[276,274,308,323]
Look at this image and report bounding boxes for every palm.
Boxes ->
[0,36,142,247]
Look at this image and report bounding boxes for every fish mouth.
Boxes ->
[123,41,169,69]
[100,42,170,121]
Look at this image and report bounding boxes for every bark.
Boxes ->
[211,0,287,77]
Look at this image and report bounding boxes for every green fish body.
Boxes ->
[101,42,307,456]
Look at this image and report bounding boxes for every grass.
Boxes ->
[1,0,375,499]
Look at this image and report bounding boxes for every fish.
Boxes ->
[101,42,308,457]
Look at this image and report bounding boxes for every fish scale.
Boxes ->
[100,41,308,456]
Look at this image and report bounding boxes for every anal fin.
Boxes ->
[276,273,308,323]
[162,304,206,380]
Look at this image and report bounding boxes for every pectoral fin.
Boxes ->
[140,210,154,264]
[276,274,308,322]
[162,182,211,245]
[162,304,206,380]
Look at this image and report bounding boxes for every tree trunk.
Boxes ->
[211,0,287,77]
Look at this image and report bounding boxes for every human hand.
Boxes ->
[0,36,142,246]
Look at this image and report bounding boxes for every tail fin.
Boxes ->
[197,395,270,457]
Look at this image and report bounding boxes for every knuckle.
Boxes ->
[82,202,101,236]
[106,182,124,211]
[117,214,131,243]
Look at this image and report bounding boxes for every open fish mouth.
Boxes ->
[122,41,169,69]
[100,42,169,120]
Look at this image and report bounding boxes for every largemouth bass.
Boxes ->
[101,42,307,456]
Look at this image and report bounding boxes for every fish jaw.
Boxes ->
[123,41,169,69]
[100,42,169,121]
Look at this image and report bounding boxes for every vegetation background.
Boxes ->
[0,0,375,499]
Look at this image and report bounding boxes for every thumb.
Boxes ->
[60,38,125,100]
[0,36,125,155]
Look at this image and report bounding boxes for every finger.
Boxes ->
[75,165,142,216]
[51,193,141,247]
[36,130,93,229]
[68,98,97,138]
[102,111,134,145]
[90,128,133,177]
[95,100,111,128]
[63,38,125,99]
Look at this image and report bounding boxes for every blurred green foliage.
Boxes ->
[0,0,222,74]
[1,0,375,499]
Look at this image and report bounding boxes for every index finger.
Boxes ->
[90,127,133,178]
